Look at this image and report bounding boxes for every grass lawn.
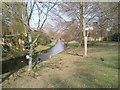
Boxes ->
[87,41,114,43]
[67,41,79,47]
[3,42,118,88]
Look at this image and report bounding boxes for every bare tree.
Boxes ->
[24,1,57,70]
[56,2,118,55]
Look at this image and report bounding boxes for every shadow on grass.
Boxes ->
[1,70,17,83]
[1,55,28,75]
[1,55,28,83]
[66,53,83,57]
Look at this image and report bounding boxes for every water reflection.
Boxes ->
[2,40,64,75]
[36,40,65,61]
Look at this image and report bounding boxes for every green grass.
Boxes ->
[68,45,118,88]
[68,41,79,47]
[67,41,114,47]
[36,43,118,88]
[3,43,118,88]
[88,41,114,43]
[34,40,56,52]
[33,43,118,88]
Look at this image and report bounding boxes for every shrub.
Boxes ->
[103,33,120,42]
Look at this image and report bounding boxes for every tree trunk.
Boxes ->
[84,35,87,56]
[28,33,33,71]
[82,2,87,56]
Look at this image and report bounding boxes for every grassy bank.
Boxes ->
[67,41,79,47]
[2,31,51,61]
[34,40,56,53]
[3,42,118,88]
[87,41,114,43]
[67,41,117,47]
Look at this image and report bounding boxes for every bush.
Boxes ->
[111,33,120,41]
[103,33,120,42]
[31,31,51,45]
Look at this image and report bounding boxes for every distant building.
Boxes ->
[88,29,106,41]
[85,26,105,41]
[88,36,104,41]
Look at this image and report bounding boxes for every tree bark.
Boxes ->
[27,2,36,71]
[84,35,87,56]
[82,2,87,56]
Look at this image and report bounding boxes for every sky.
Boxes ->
[29,2,100,32]
[29,2,72,29]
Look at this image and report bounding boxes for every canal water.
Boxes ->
[36,40,65,61]
[2,40,65,75]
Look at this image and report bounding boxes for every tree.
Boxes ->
[2,1,57,70]
[2,2,27,57]
[24,1,57,70]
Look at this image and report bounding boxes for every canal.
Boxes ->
[2,40,65,75]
